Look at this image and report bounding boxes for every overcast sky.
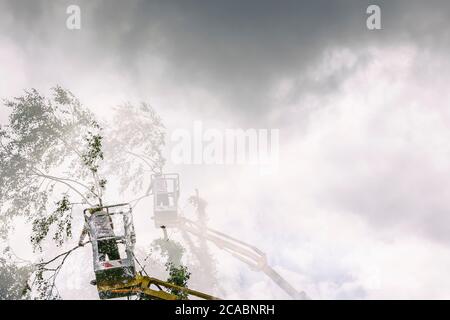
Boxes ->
[2,0,450,299]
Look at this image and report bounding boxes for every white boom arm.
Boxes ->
[178,216,308,300]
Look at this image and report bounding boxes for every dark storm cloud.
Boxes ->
[2,0,450,124]
[86,0,377,122]
[87,0,450,124]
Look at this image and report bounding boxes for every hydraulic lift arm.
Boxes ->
[98,274,220,300]
[146,175,308,299]
[178,217,308,300]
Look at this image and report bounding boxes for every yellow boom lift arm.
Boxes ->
[97,274,220,300]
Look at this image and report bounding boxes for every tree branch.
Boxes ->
[31,170,94,206]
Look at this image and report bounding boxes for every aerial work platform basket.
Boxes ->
[83,203,136,299]
[151,173,180,228]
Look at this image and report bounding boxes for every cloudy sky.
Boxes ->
[2,0,450,299]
